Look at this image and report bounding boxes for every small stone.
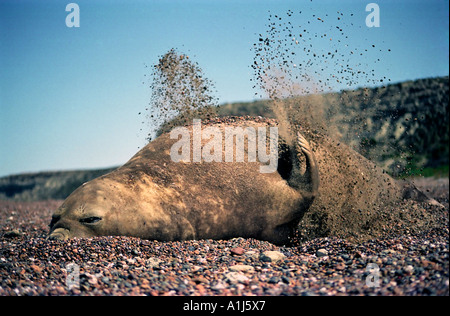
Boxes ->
[229,264,255,273]
[319,287,328,294]
[316,249,328,257]
[192,276,208,284]
[101,277,110,284]
[211,282,227,291]
[268,276,280,284]
[30,265,42,273]
[225,272,249,284]
[244,251,259,259]
[260,251,286,263]
[131,248,140,256]
[55,286,66,294]
[403,265,414,275]
[336,262,346,270]
[86,274,98,285]
[146,257,162,268]
[3,230,21,238]
[231,247,245,255]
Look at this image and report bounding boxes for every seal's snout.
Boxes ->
[47,227,70,241]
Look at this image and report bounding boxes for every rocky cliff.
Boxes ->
[0,168,115,201]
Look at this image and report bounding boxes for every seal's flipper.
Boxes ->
[284,132,319,198]
[269,132,320,245]
[297,132,319,195]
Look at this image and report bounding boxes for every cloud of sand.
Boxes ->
[251,10,390,155]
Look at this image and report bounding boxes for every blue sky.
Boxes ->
[0,0,448,177]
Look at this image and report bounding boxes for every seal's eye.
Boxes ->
[79,216,102,225]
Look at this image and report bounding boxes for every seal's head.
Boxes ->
[47,181,118,241]
[47,173,167,241]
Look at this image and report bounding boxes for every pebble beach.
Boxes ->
[0,182,448,296]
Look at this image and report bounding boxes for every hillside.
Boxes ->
[218,76,449,175]
[0,168,116,201]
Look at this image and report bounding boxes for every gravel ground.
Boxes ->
[0,179,448,296]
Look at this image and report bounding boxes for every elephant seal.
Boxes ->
[48,118,319,245]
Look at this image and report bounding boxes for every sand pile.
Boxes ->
[294,128,446,242]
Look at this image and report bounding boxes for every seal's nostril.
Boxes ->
[47,233,67,241]
[48,227,70,241]
[51,222,70,232]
